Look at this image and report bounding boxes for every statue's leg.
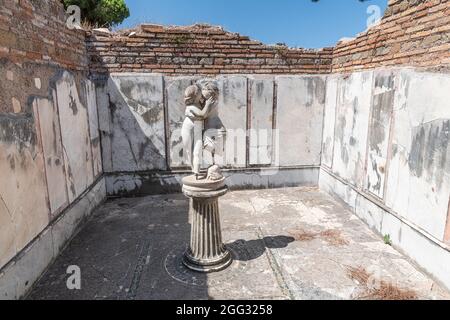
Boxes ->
[181,120,194,168]
[192,121,204,177]
[193,138,203,176]
[204,130,221,167]
[218,130,227,167]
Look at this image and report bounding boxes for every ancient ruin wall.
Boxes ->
[86,24,333,76]
[1,0,450,297]
[0,0,104,297]
[321,0,450,290]
[332,0,450,72]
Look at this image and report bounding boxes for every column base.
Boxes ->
[183,248,232,273]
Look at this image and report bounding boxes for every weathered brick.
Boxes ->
[199,57,214,65]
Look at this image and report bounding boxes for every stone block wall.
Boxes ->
[319,68,450,290]
[321,68,450,242]
[320,0,450,290]
[97,74,326,196]
[0,0,104,298]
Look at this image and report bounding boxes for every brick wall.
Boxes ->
[1,0,446,78]
[332,0,450,72]
[86,0,449,77]
[86,24,333,76]
[0,0,87,71]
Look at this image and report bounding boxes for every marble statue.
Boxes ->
[181,84,206,177]
[180,81,232,273]
[181,81,225,179]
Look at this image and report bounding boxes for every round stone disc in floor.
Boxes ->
[164,244,249,287]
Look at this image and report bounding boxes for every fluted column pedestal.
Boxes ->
[182,176,232,273]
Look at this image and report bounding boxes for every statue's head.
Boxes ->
[184,85,202,106]
[201,82,219,100]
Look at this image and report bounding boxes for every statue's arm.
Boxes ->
[185,106,203,119]
[195,98,217,118]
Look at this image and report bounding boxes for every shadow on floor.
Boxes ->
[227,236,295,261]
[26,194,295,300]
[27,195,210,300]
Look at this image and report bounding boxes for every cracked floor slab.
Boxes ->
[27,187,450,300]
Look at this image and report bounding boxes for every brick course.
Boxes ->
[86,24,333,76]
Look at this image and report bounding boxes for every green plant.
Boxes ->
[173,34,191,46]
[383,234,392,246]
[62,0,130,28]
[274,44,292,65]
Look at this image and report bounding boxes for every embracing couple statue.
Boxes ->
[180,81,232,273]
[181,81,226,181]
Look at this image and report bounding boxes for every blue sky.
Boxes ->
[118,0,388,48]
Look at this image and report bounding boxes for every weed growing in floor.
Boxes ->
[383,234,392,246]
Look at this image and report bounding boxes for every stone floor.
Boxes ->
[27,187,449,300]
